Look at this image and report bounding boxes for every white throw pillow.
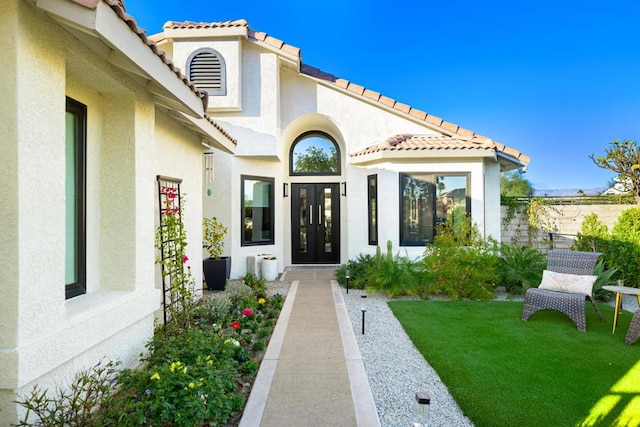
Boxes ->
[538,270,597,296]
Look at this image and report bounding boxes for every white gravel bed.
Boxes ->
[341,288,474,427]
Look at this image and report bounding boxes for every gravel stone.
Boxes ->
[342,288,474,427]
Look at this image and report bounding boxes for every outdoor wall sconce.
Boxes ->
[413,392,431,427]
[283,182,288,197]
[341,182,347,196]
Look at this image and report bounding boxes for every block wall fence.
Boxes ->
[500,203,637,249]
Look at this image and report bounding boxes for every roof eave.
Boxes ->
[33,0,206,118]
[155,107,236,154]
[496,151,529,172]
[350,148,497,166]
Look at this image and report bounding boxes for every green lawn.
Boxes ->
[388,300,640,427]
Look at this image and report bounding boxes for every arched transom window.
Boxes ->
[289,131,341,176]
[187,48,226,96]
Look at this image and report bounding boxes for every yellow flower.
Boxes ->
[207,359,213,366]
[258,298,266,305]
[189,382,195,388]
[150,372,160,381]
[183,367,188,374]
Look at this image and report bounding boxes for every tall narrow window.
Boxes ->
[242,176,274,246]
[368,174,378,245]
[65,97,87,299]
[399,173,470,245]
[187,48,226,96]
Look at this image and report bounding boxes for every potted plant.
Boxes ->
[203,216,230,291]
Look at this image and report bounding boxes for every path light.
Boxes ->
[346,268,350,294]
[361,307,366,334]
[413,392,430,427]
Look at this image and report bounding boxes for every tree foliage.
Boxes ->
[500,171,534,197]
[294,146,338,173]
[589,139,640,204]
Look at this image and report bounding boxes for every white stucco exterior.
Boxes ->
[0,1,235,422]
[1,3,528,421]
[158,21,526,277]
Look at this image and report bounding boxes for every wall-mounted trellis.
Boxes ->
[156,175,190,326]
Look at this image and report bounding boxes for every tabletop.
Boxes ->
[602,285,640,295]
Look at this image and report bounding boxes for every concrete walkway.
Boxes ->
[239,269,380,426]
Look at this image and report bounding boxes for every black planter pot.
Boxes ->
[203,257,231,291]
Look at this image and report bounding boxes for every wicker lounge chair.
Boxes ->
[625,309,640,345]
[522,250,604,332]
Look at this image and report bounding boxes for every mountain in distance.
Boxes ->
[533,187,607,197]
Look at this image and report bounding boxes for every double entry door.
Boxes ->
[291,183,340,264]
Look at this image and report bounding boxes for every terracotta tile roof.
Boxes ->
[163,19,249,30]
[160,20,302,58]
[299,66,529,164]
[350,134,500,159]
[65,1,238,146]
[70,0,209,112]
[150,18,529,163]
[204,114,237,144]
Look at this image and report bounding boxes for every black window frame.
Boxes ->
[241,175,275,246]
[367,174,378,245]
[289,131,341,176]
[65,97,87,299]
[399,172,471,246]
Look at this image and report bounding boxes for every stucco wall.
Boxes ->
[1,2,207,422]
[169,32,509,275]
[173,38,242,111]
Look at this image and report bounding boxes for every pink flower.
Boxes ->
[182,255,189,264]
[242,308,254,317]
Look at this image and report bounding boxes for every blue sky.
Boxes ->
[127,1,640,191]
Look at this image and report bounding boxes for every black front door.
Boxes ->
[291,183,340,264]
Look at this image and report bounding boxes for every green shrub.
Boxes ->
[241,273,267,298]
[99,356,242,426]
[592,259,619,301]
[363,241,422,298]
[335,253,377,289]
[420,215,498,301]
[608,207,640,287]
[14,360,119,427]
[16,281,285,426]
[192,297,232,326]
[572,213,609,253]
[497,244,546,294]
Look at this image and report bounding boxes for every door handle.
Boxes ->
[318,205,322,225]
[309,205,313,225]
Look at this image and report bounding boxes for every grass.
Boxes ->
[388,300,640,427]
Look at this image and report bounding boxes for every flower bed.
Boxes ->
[15,275,288,426]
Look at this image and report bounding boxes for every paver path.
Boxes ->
[239,269,379,426]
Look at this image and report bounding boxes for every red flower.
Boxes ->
[242,308,254,317]
[230,321,241,330]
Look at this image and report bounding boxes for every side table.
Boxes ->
[602,285,640,334]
